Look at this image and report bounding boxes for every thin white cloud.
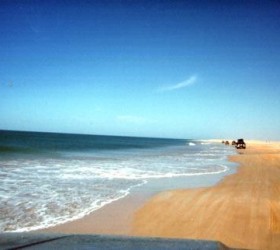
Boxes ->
[159,75,197,92]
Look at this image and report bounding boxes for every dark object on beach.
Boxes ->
[0,233,238,250]
[225,141,229,145]
[222,141,225,144]
[235,139,246,149]
[232,141,236,146]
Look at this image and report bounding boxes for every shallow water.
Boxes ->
[0,130,236,232]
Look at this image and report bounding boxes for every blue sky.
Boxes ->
[1,0,280,140]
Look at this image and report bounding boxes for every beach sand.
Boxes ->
[132,142,280,249]
[40,141,280,249]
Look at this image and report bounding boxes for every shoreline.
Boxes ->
[38,142,237,235]
[37,141,280,249]
[38,162,236,235]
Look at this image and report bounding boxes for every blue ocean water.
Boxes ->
[0,130,236,232]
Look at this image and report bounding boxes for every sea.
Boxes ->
[0,130,236,232]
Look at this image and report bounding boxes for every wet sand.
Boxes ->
[132,142,280,249]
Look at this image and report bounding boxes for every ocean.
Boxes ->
[0,130,236,232]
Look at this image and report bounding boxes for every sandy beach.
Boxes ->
[132,142,280,249]
[40,141,280,249]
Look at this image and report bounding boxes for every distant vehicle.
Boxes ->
[225,141,230,145]
[232,141,236,145]
[235,139,246,149]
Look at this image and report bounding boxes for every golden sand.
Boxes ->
[132,142,280,249]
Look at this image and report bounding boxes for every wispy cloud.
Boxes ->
[159,75,197,92]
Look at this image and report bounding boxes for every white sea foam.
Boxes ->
[0,141,235,232]
[6,181,145,233]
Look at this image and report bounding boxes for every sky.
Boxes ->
[0,0,280,140]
